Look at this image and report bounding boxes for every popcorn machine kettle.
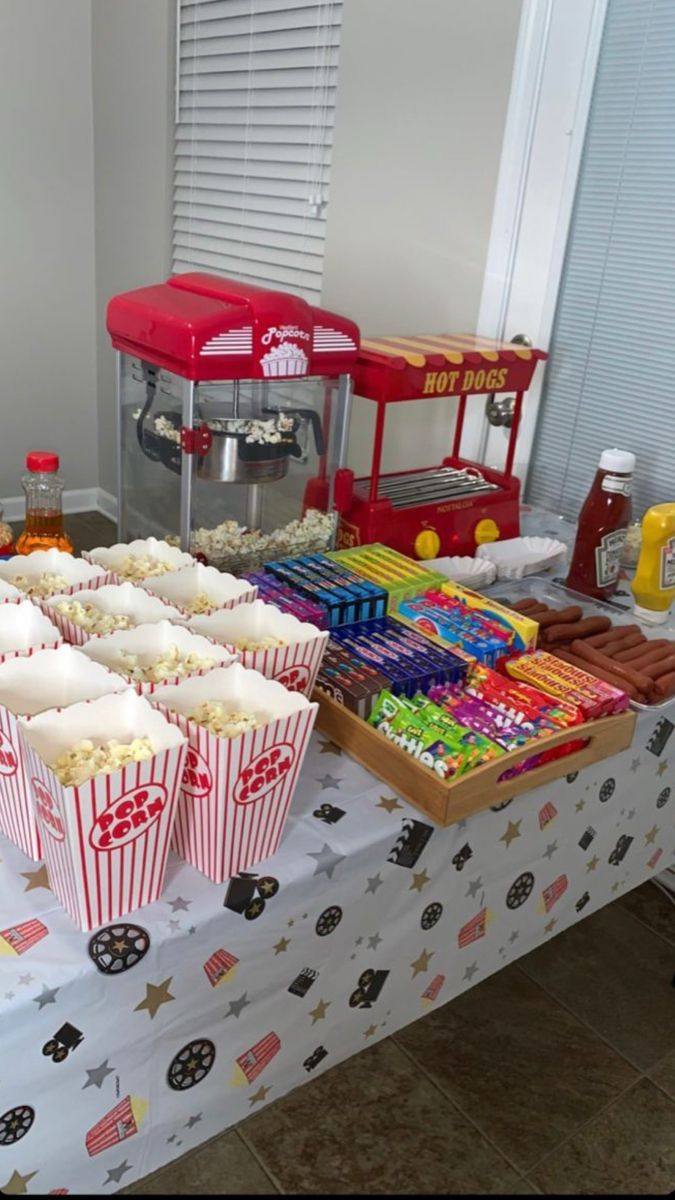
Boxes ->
[107,274,359,573]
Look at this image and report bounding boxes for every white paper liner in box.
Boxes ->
[422,555,497,589]
[0,548,111,597]
[41,583,186,646]
[79,620,236,694]
[141,563,257,616]
[0,646,130,861]
[152,664,318,883]
[0,579,23,604]
[475,536,567,580]
[19,691,187,929]
[83,537,195,584]
[188,600,329,698]
[0,601,62,666]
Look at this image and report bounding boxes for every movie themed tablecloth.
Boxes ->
[1,706,674,1194]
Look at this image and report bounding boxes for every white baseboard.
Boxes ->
[1,488,118,524]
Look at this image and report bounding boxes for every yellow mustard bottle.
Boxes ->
[631,503,675,624]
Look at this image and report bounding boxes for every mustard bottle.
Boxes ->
[631,504,675,623]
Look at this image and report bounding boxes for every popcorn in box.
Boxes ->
[83,537,195,584]
[0,548,111,598]
[80,619,236,694]
[42,582,185,646]
[0,600,62,665]
[19,691,187,929]
[0,579,23,604]
[188,600,328,698]
[0,645,129,861]
[141,563,257,616]
[152,663,318,883]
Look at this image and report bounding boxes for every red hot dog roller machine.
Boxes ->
[334,334,547,559]
[107,273,359,572]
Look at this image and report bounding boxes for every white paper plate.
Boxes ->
[475,536,567,580]
[421,556,497,588]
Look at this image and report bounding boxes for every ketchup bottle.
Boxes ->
[566,449,635,600]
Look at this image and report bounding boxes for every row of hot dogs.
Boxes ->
[510,599,675,705]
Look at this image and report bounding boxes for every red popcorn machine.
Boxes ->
[335,334,547,559]
[107,273,359,573]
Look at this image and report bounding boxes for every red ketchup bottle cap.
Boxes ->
[26,451,59,473]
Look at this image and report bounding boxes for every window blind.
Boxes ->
[174,0,343,303]
[527,0,675,519]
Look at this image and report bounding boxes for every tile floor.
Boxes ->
[40,516,675,1194]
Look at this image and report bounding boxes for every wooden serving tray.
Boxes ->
[313,692,636,827]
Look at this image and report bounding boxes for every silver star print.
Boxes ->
[316,773,342,790]
[225,992,251,1019]
[188,926,197,935]
[4,991,14,1000]
[83,1059,115,1090]
[104,1160,133,1186]
[465,876,483,899]
[508,930,519,944]
[168,896,191,912]
[367,932,382,950]
[33,984,59,1009]
[355,936,364,946]
[18,973,33,986]
[627,808,636,820]
[307,843,346,879]
[365,873,383,895]
[463,962,479,982]
[630,756,641,773]
[543,840,558,860]
[168,919,181,932]
[185,1113,202,1129]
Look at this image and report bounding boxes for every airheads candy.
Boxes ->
[90,783,168,850]
[234,743,296,805]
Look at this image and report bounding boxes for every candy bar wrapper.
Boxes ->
[436,581,539,651]
[81,620,236,695]
[505,651,629,718]
[141,563,257,615]
[19,692,187,930]
[41,583,185,647]
[152,665,318,883]
[462,664,583,731]
[369,690,500,779]
[0,548,112,597]
[0,646,129,861]
[432,690,531,752]
[246,572,328,628]
[188,601,328,698]
[0,601,62,666]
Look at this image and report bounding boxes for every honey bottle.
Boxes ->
[15,452,74,555]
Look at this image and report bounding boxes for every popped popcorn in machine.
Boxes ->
[107,274,359,573]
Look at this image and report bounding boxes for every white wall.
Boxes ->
[91,0,175,500]
[322,0,522,476]
[0,0,97,498]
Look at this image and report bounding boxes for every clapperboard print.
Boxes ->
[387,818,433,869]
[288,967,318,998]
[578,826,596,851]
[647,717,674,757]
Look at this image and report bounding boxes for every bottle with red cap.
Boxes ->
[15,452,74,555]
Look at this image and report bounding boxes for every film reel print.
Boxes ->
[506,871,535,910]
[315,905,343,937]
[0,1105,34,1146]
[421,901,443,930]
[88,923,150,975]
[167,1039,216,1091]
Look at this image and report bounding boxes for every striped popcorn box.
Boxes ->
[0,918,48,956]
[0,601,62,668]
[0,549,112,598]
[188,599,329,698]
[19,692,187,931]
[40,583,185,646]
[79,620,236,695]
[141,563,257,617]
[83,537,195,586]
[541,873,568,913]
[0,645,129,860]
[231,1032,281,1086]
[152,663,318,884]
[85,1094,148,1156]
[0,579,23,604]
[203,948,239,987]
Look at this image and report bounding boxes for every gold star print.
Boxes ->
[309,998,331,1024]
[410,948,433,978]
[575,799,585,813]
[273,937,291,955]
[135,977,175,1019]
[364,1024,378,1038]
[586,854,600,873]
[377,795,403,813]
[249,1084,272,1106]
[500,820,522,848]
[544,918,557,934]
[246,898,264,918]
[319,738,342,756]
[0,1171,38,1195]
[657,759,669,777]
[645,825,659,846]
[611,881,621,893]
[112,938,129,954]
[258,880,277,898]
[21,865,50,892]
[409,869,430,893]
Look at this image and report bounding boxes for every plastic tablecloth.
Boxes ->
[0,707,674,1194]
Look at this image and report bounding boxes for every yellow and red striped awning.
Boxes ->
[360,333,543,369]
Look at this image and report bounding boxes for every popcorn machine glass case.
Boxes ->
[108,274,359,573]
